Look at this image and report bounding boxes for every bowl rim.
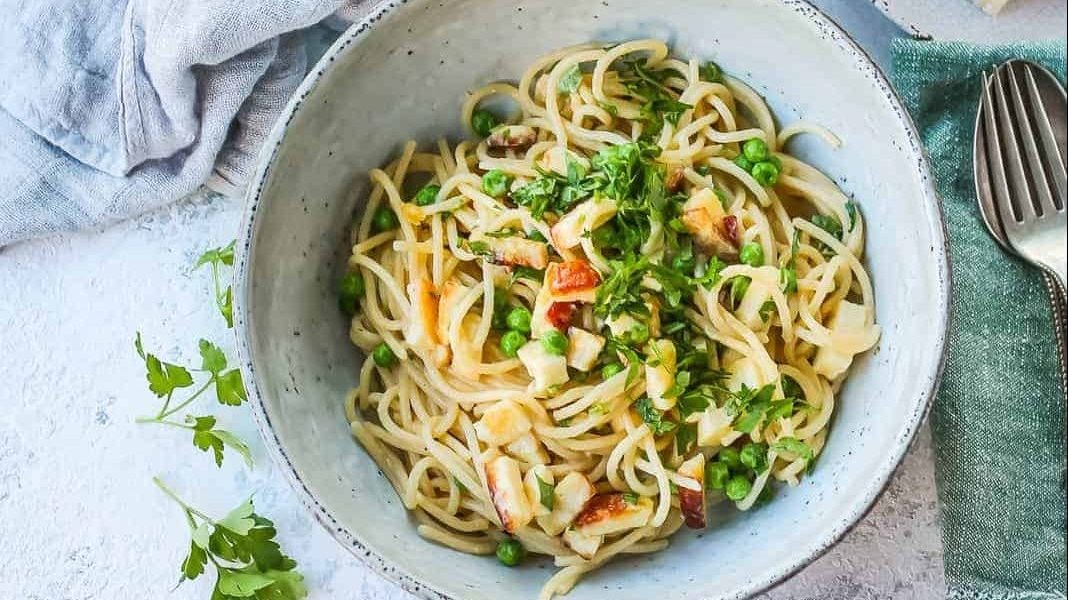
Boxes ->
[232,1,952,598]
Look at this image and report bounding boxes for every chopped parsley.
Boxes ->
[674,423,698,454]
[845,200,859,231]
[770,437,815,462]
[635,396,676,435]
[810,213,843,256]
[699,61,725,84]
[617,59,693,139]
[558,64,582,93]
[535,474,555,511]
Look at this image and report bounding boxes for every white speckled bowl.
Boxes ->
[234,1,951,599]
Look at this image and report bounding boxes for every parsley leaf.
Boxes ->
[189,415,253,468]
[216,370,246,407]
[635,397,676,435]
[675,423,697,454]
[770,437,815,462]
[759,299,777,322]
[597,100,619,116]
[155,478,306,599]
[811,214,843,238]
[664,369,691,399]
[199,339,227,374]
[810,214,842,257]
[699,61,724,83]
[135,332,194,398]
[512,176,559,219]
[535,475,555,511]
[558,64,582,93]
[694,256,727,290]
[765,399,796,423]
[485,228,521,238]
[509,265,545,286]
[728,383,777,433]
[466,240,493,257]
[845,200,859,232]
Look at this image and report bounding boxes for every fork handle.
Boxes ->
[1046,255,1066,294]
[1041,268,1068,398]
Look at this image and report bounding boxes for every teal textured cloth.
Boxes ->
[891,40,1067,600]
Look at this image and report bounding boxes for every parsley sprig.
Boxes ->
[196,241,236,328]
[154,478,307,600]
[134,334,251,467]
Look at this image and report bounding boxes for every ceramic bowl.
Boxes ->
[234,1,951,598]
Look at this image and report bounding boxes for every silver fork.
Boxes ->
[974,59,1068,391]
[976,60,1067,290]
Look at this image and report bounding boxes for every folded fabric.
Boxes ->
[891,39,1067,600]
[0,0,371,247]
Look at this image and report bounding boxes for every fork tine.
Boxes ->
[1021,63,1067,209]
[991,65,1035,223]
[1005,62,1059,218]
[982,70,1022,226]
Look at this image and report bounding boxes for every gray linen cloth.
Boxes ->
[0,0,371,247]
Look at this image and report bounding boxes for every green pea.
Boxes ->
[627,322,650,345]
[733,154,753,172]
[705,461,730,490]
[751,160,780,187]
[371,206,399,232]
[541,330,569,356]
[471,108,499,137]
[718,447,743,471]
[414,184,441,206]
[481,169,512,198]
[740,442,768,472]
[739,242,764,267]
[742,138,769,163]
[725,474,752,501]
[601,362,625,380]
[506,307,533,334]
[372,343,397,368]
[338,272,365,315]
[769,155,783,170]
[500,330,527,358]
[496,538,526,567]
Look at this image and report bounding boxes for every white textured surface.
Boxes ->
[0,193,945,600]
[0,3,947,598]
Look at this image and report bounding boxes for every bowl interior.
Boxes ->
[236,1,948,599]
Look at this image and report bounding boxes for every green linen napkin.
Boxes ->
[891,40,1067,600]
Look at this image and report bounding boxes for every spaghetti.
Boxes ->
[340,39,880,599]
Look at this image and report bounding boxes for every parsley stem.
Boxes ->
[157,378,214,421]
[152,476,213,522]
[157,391,174,419]
[151,419,195,430]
